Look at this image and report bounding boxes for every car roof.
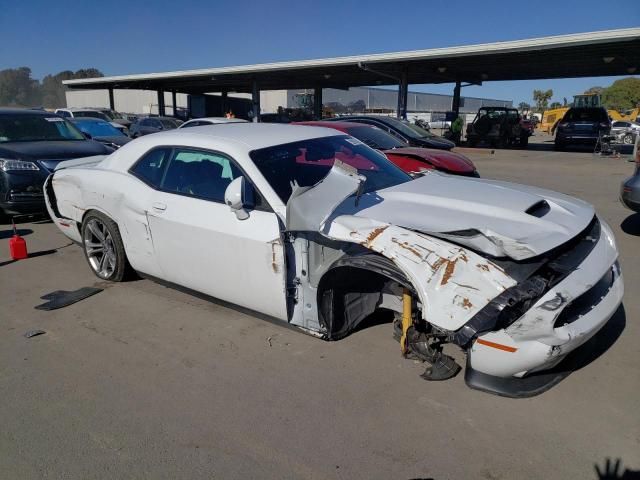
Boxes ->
[57,108,103,112]
[185,117,248,124]
[140,123,343,149]
[0,108,60,116]
[296,120,367,131]
[101,123,346,176]
[140,116,178,121]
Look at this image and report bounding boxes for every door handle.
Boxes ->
[152,202,167,212]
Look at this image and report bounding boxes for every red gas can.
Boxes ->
[9,221,28,260]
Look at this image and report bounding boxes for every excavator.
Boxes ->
[539,93,639,133]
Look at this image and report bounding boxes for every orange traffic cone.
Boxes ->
[9,219,28,260]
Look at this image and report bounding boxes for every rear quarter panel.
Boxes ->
[53,167,161,276]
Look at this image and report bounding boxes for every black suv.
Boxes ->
[0,109,112,217]
[555,107,611,150]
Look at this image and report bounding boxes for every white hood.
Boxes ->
[329,172,594,260]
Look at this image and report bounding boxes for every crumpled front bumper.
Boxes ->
[465,219,623,397]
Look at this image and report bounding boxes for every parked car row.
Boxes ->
[298,120,478,177]
[55,108,131,135]
[0,109,477,219]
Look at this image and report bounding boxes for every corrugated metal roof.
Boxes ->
[64,28,640,92]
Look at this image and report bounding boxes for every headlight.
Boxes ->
[0,158,39,172]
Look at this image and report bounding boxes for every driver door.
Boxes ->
[146,147,288,320]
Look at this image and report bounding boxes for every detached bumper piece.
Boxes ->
[464,357,570,398]
[35,287,103,311]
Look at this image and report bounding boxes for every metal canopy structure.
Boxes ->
[64,28,640,119]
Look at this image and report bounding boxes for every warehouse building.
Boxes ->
[65,86,511,119]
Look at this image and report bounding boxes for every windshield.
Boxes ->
[382,117,436,139]
[75,111,111,121]
[101,110,123,120]
[250,135,411,203]
[400,120,437,138]
[345,125,405,150]
[75,120,124,137]
[160,119,178,129]
[0,114,85,143]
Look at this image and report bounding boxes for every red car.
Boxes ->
[297,121,478,177]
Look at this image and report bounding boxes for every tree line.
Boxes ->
[518,77,640,113]
[0,67,104,109]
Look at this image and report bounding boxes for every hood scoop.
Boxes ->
[525,200,551,218]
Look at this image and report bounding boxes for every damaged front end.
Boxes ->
[284,161,623,397]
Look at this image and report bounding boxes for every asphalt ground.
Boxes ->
[1,132,638,479]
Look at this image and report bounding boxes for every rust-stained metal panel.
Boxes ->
[323,215,516,331]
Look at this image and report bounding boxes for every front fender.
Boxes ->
[322,215,517,331]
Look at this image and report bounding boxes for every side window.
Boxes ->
[182,121,200,128]
[58,110,71,118]
[160,149,243,203]
[151,119,162,129]
[140,119,151,127]
[130,148,171,188]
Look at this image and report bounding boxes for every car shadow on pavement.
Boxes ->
[621,213,640,236]
[0,228,33,239]
[0,245,69,267]
[0,213,50,226]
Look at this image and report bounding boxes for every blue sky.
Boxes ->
[1,0,638,105]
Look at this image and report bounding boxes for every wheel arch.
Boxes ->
[315,253,415,340]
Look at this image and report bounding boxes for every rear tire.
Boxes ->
[623,133,633,145]
[81,211,131,282]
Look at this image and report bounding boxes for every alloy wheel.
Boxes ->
[83,218,117,278]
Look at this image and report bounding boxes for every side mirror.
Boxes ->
[224,176,254,220]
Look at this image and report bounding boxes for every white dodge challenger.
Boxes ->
[44,123,623,397]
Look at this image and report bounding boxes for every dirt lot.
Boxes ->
[1,134,639,479]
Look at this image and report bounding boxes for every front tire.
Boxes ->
[81,211,131,281]
[623,133,633,145]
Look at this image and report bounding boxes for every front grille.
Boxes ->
[9,191,44,202]
[545,217,600,286]
[452,216,603,346]
[553,261,618,328]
